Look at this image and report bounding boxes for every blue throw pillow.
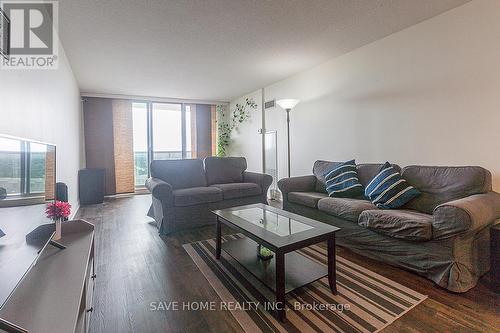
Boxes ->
[324,160,364,198]
[365,162,420,209]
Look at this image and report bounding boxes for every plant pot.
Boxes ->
[54,219,62,240]
[257,245,273,261]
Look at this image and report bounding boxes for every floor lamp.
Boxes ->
[276,99,300,177]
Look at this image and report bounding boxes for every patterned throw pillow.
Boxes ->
[365,162,420,209]
[324,160,364,198]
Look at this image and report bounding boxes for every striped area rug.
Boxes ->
[183,234,427,333]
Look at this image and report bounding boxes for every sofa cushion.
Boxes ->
[210,183,261,200]
[365,162,420,209]
[358,209,433,241]
[313,161,402,194]
[357,163,401,188]
[151,159,207,189]
[288,191,328,208]
[318,197,376,222]
[313,160,342,193]
[401,165,492,214]
[173,187,222,207]
[324,159,364,198]
[204,157,247,185]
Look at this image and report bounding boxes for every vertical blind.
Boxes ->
[112,100,135,194]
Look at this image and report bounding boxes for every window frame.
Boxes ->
[132,101,190,190]
[0,134,55,207]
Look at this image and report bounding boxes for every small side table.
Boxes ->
[491,223,500,293]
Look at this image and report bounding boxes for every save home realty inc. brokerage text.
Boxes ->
[150,300,351,313]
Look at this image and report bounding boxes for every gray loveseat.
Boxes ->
[146,157,272,235]
[278,160,500,292]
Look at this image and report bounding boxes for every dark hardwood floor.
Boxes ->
[77,195,500,333]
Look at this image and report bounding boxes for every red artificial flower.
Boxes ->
[46,201,72,220]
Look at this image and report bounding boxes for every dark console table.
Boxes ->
[0,220,95,333]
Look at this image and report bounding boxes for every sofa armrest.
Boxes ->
[145,177,174,206]
[243,171,273,194]
[277,175,317,200]
[432,191,500,239]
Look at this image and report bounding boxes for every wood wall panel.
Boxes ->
[112,100,135,193]
[83,98,116,195]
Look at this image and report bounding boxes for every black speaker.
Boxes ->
[79,168,105,205]
[56,182,68,202]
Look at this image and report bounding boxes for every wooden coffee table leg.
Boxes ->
[328,235,337,294]
[216,218,221,260]
[275,251,286,322]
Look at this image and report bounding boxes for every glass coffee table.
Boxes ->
[213,203,340,322]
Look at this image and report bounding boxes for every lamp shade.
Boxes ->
[276,99,300,110]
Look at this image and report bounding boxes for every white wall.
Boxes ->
[230,0,500,191]
[0,47,83,213]
[227,90,263,173]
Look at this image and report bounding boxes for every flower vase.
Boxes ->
[54,219,62,240]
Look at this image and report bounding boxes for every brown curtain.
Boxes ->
[194,104,215,159]
[83,97,134,195]
[83,98,116,195]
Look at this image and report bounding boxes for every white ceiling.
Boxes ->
[59,0,470,102]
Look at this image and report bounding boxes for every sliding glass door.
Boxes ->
[132,103,149,188]
[132,102,192,189]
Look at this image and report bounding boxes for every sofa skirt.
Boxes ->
[284,202,491,293]
[148,194,268,235]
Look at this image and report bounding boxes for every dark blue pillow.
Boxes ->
[365,162,420,209]
[324,160,364,198]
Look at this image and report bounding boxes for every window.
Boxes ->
[132,102,194,189]
[152,103,182,160]
[28,142,47,194]
[0,137,54,199]
[0,137,22,195]
[132,103,149,188]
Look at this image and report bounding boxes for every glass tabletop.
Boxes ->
[214,204,340,249]
[230,207,313,237]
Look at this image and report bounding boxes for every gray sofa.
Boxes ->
[146,157,272,235]
[278,160,500,292]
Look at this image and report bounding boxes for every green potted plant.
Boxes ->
[257,244,274,261]
[216,98,257,156]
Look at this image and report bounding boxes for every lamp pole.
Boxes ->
[276,99,299,179]
[286,109,291,178]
